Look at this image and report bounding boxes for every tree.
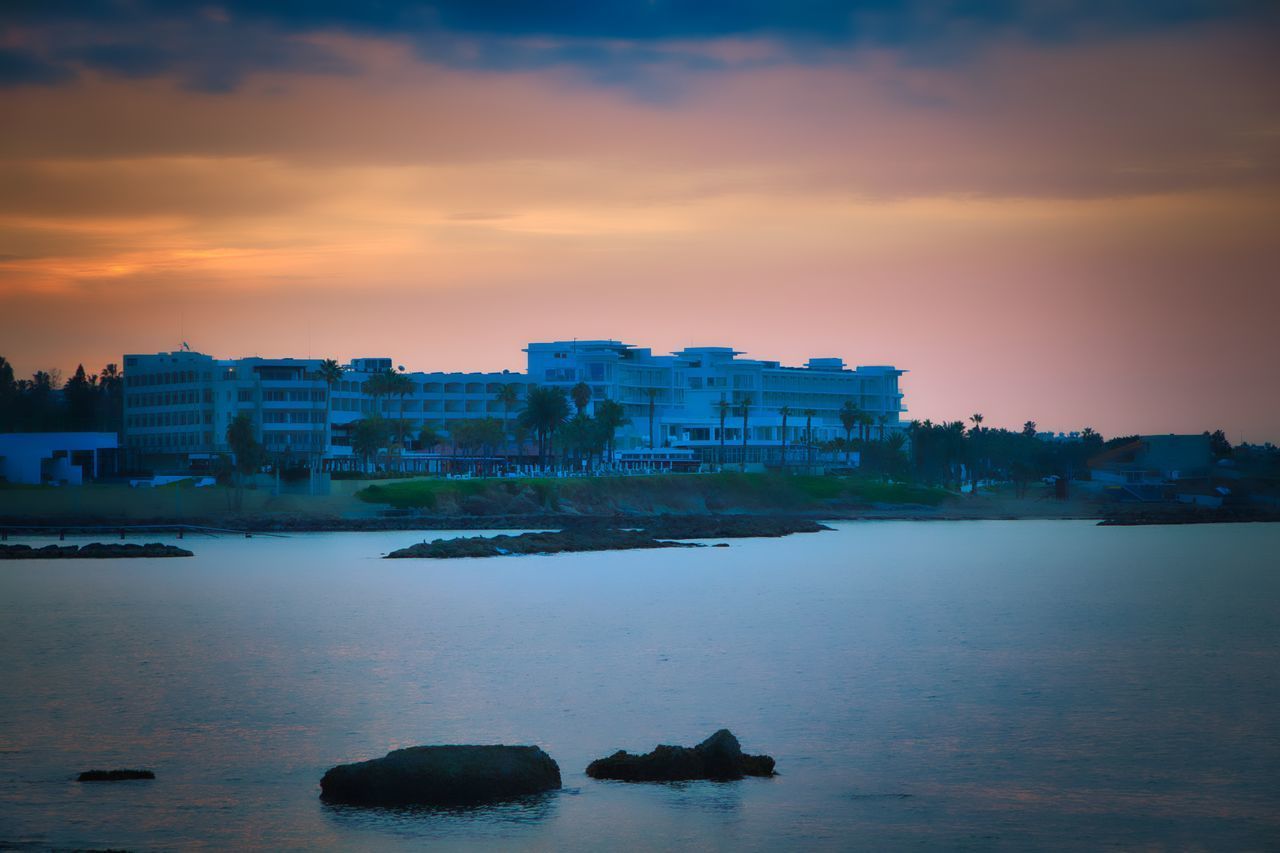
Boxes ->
[497,382,522,456]
[559,412,596,470]
[716,397,731,467]
[593,399,628,463]
[0,357,15,431]
[97,362,124,435]
[384,370,415,461]
[1022,420,1038,438]
[64,364,97,430]
[451,418,505,474]
[739,393,753,462]
[519,385,570,471]
[877,413,889,441]
[226,413,266,509]
[968,414,986,495]
[778,405,791,466]
[1205,429,1232,459]
[317,358,344,458]
[645,387,660,449]
[570,381,592,414]
[351,416,390,473]
[417,424,441,452]
[803,409,816,466]
[839,400,859,464]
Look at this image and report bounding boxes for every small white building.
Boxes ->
[0,432,119,485]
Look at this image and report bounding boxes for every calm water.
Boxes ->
[1,521,1278,851]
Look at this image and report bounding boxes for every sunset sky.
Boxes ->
[2,2,1278,439]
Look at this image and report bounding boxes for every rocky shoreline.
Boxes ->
[0,542,193,559]
[386,516,831,558]
[1098,507,1280,526]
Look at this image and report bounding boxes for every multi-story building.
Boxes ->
[527,340,905,462]
[122,341,904,469]
[121,350,525,470]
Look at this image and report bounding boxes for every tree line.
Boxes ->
[0,356,124,434]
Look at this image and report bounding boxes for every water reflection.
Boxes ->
[322,789,559,838]
[655,778,747,814]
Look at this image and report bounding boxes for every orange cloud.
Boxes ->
[1,25,1278,438]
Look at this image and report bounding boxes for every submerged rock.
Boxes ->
[77,769,155,781]
[386,529,699,559]
[319,744,561,805]
[586,729,775,782]
[385,516,829,559]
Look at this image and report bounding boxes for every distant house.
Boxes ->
[0,432,119,485]
[1088,434,1213,501]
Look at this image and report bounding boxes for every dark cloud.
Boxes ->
[1,0,1276,93]
[0,47,76,86]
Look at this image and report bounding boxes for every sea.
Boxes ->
[1,521,1277,850]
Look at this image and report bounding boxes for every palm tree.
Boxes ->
[645,387,660,449]
[877,413,889,441]
[497,382,521,458]
[519,385,570,471]
[317,359,344,465]
[1022,420,1038,437]
[716,397,731,467]
[360,371,390,469]
[386,371,414,468]
[417,424,441,453]
[570,381,591,414]
[739,393,753,465]
[594,399,628,464]
[778,405,791,467]
[970,412,984,433]
[839,400,859,463]
[803,409,816,467]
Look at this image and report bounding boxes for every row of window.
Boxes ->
[128,410,211,428]
[263,431,323,449]
[128,390,209,407]
[262,410,326,424]
[125,370,210,387]
[126,431,212,448]
[333,379,523,394]
[235,388,326,403]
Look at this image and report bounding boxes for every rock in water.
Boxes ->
[78,769,155,781]
[586,729,776,782]
[319,745,561,805]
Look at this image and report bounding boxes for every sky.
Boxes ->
[1,1,1278,440]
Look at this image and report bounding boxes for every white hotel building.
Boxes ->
[122,341,904,468]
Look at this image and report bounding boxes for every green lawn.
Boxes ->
[356,473,948,512]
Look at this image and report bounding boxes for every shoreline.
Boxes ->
[2,505,1274,536]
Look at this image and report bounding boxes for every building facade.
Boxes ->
[123,341,904,469]
[527,340,905,461]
